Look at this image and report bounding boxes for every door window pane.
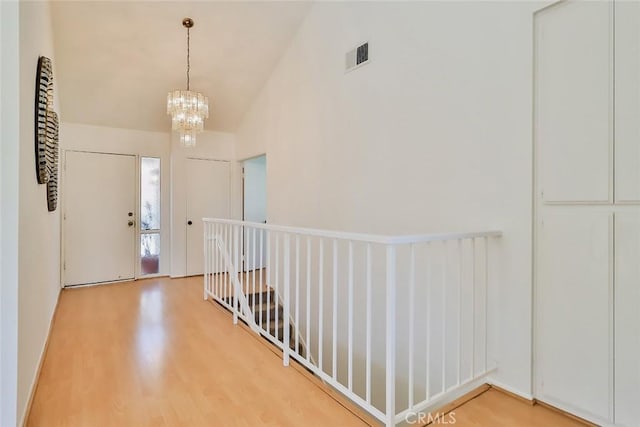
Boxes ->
[141,233,160,275]
[141,157,160,230]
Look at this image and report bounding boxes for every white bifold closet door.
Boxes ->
[613,3,640,426]
[535,1,640,426]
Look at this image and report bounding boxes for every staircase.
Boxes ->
[223,287,306,358]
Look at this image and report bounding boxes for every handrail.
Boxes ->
[203,217,501,245]
[203,218,502,427]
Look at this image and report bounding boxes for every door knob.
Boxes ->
[128,220,135,227]
[187,220,193,225]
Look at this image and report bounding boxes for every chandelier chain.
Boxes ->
[186,27,190,91]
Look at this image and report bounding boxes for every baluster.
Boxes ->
[484,236,489,372]
[306,237,311,362]
[366,243,372,404]
[275,233,280,341]
[408,243,415,408]
[426,242,432,401]
[295,235,300,354]
[385,245,397,427]
[471,237,476,380]
[266,230,271,335]
[348,241,354,391]
[283,233,290,366]
[260,228,264,330]
[233,224,239,324]
[318,238,324,373]
[252,227,257,314]
[332,239,338,380]
[442,240,447,393]
[457,239,463,387]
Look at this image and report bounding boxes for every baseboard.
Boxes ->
[486,378,534,403]
[423,384,491,426]
[20,287,62,427]
[488,380,597,426]
[534,399,600,427]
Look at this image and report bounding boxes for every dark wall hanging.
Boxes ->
[46,110,59,212]
[34,55,60,212]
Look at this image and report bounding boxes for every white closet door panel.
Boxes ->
[186,159,230,276]
[615,1,640,202]
[535,1,612,203]
[537,212,612,423]
[615,213,640,427]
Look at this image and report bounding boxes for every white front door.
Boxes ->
[186,158,230,276]
[64,151,137,286]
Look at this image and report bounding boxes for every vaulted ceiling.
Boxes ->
[51,1,311,133]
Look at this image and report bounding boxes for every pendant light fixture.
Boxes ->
[167,17,209,148]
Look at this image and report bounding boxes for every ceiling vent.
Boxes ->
[345,42,369,72]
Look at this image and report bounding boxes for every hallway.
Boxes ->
[27,277,368,426]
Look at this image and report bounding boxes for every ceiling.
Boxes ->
[51,1,311,133]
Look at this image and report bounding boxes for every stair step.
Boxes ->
[266,322,307,359]
[220,291,307,359]
[253,302,282,323]
[246,289,275,306]
[223,289,275,307]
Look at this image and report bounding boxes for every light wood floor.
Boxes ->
[28,276,589,427]
[447,389,590,426]
[27,276,368,427]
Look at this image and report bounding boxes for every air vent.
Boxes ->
[345,42,369,72]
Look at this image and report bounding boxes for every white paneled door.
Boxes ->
[535,1,640,426]
[536,212,613,422]
[614,213,640,426]
[536,1,612,204]
[186,158,230,276]
[64,151,137,286]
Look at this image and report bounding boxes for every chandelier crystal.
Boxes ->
[167,18,208,148]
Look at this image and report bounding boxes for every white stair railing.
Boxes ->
[203,218,502,427]
[209,232,260,333]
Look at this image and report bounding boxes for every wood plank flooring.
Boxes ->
[447,389,591,426]
[27,276,368,427]
[27,275,590,427]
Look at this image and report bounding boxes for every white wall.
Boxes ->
[237,1,542,399]
[169,130,239,277]
[18,1,62,423]
[1,1,20,425]
[61,123,172,277]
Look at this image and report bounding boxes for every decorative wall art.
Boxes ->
[46,110,59,212]
[34,55,60,212]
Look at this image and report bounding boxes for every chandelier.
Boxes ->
[167,17,209,148]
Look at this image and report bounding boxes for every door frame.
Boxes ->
[240,154,267,272]
[61,149,140,287]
